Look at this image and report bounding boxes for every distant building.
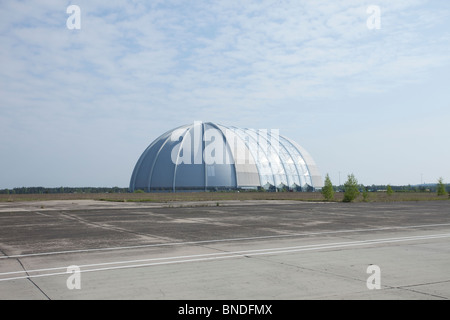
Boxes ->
[130,121,323,192]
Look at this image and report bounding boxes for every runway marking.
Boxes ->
[1,222,450,260]
[1,232,449,282]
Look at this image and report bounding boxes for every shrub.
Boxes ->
[437,177,447,196]
[321,174,335,201]
[386,185,394,196]
[362,187,370,202]
[343,174,359,202]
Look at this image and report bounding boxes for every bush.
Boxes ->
[343,174,360,202]
[362,187,370,202]
[321,174,335,201]
[386,185,394,196]
[437,177,447,196]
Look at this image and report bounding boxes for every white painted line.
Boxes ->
[1,232,449,282]
[2,223,450,260]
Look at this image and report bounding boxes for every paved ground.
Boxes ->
[0,199,449,300]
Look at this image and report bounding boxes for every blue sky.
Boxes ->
[1,0,449,188]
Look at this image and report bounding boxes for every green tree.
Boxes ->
[362,186,370,202]
[321,174,335,201]
[437,177,447,196]
[343,174,360,202]
[386,185,393,196]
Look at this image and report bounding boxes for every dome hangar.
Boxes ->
[130,121,324,193]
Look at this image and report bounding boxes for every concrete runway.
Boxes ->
[0,199,449,300]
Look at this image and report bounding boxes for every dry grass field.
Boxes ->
[0,191,448,203]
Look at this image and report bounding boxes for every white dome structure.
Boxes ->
[130,121,323,192]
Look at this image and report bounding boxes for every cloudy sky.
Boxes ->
[1,0,449,189]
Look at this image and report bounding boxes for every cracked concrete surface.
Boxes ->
[0,200,449,299]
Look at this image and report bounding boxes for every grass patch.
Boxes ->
[1,191,448,203]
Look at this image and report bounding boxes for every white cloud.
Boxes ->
[0,0,449,187]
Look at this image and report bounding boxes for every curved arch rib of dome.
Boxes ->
[284,136,324,189]
[130,124,188,192]
[130,130,172,192]
[172,123,205,191]
[247,128,289,188]
[148,130,183,191]
[218,124,260,188]
[278,135,307,188]
[205,123,238,189]
[130,122,323,192]
[269,131,302,187]
[239,127,271,186]
[228,126,275,188]
[171,125,193,192]
[129,133,163,191]
[278,135,311,189]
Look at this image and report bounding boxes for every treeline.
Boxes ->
[322,174,449,203]
[0,186,129,195]
[335,184,450,193]
[0,184,448,195]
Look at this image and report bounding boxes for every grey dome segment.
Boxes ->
[129,121,323,192]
